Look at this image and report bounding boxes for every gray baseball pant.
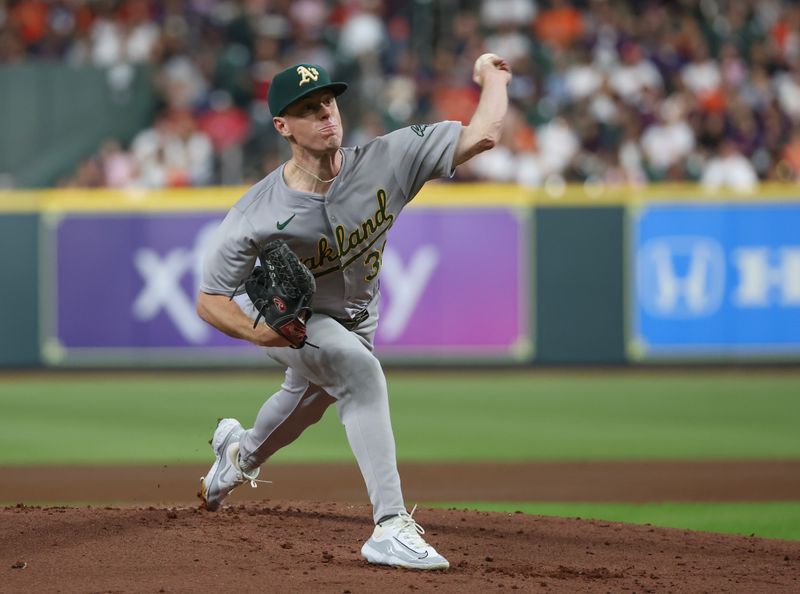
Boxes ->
[238,307,406,524]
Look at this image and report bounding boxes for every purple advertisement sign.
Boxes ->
[49,209,528,362]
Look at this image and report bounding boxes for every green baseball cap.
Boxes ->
[268,64,348,117]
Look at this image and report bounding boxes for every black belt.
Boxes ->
[334,308,369,331]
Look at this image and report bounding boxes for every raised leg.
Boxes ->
[239,368,336,469]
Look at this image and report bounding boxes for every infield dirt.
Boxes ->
[2,460,800,592]
[3,501,800,593]
[3,460,800,504]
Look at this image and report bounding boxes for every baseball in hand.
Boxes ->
[472,53,511,86]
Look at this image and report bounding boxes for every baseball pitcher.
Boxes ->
[197,54,511,570]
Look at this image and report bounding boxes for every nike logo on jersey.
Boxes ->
[277,214,296,230]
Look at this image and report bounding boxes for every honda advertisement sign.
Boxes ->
[631,204,800,358]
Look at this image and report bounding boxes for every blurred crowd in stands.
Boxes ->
[2,0,800,191]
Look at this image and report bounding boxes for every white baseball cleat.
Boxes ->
[361,506,450,570]
[199,418,265,511]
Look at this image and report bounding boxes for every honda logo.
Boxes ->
[637,237,726,318]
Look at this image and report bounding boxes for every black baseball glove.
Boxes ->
[239,239,316,349]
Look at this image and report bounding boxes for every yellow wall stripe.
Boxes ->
[1,183,799,213]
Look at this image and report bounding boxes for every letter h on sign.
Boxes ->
[732,247,800,307]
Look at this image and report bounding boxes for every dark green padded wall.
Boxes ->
[0,64,156,188]
[0,214,40,366]
[535,207,625,363]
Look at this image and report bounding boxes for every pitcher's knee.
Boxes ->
[322,344,384,389]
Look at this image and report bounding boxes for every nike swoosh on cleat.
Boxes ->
[393,537,429,559]
[277,214,296,230]
[218,448,238,483]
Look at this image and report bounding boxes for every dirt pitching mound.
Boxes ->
[2,502,799,593]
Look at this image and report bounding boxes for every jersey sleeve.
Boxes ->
[383,121,462,202]
[199,206,259,295]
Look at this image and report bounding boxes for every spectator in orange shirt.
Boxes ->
[10,1,48,47]
[534,0,583,49]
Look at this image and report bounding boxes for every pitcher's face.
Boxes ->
[274,90,343,153]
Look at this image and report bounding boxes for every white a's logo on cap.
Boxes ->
[297,66,320,86]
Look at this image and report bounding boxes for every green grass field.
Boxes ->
[429,502,800,541]
[2,370,799,464]
[2,370,799,539]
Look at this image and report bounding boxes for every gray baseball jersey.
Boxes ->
[201,121,461,322]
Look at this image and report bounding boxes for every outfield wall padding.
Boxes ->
[0,214,40,366]
[0,184,799,367]
[535,208,625,364]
